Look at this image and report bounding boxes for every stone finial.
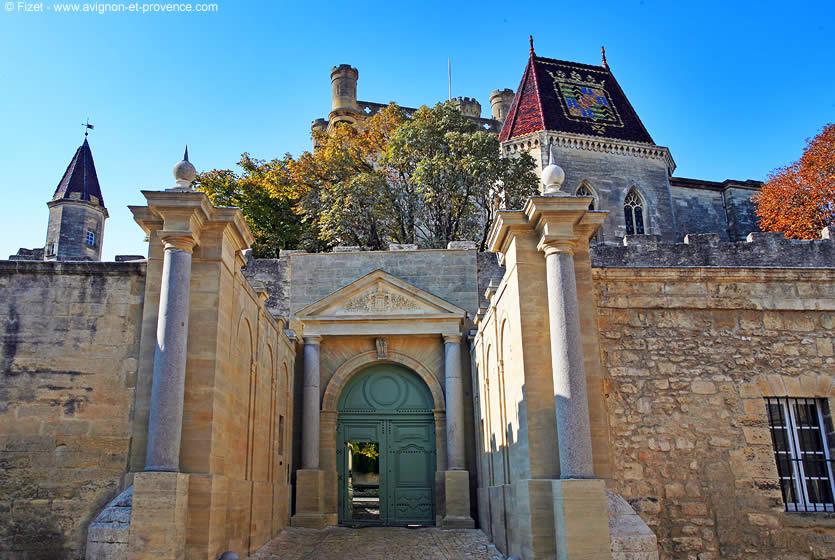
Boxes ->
[601,46,608,69]
[541,143,566,195]
[169,146,197,192]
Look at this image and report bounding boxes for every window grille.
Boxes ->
[766,397,835,512]
[624,190,645,235]
[86,230,96,247]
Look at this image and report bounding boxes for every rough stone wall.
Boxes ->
[593,231,835,268]
[594,266,835,559]
[0,261,145,559]
[287,249,479,317]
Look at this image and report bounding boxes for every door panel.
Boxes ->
[338,418,435,526]
[387,420,435,525]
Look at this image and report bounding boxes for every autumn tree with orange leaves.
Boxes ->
[754,124,835,239]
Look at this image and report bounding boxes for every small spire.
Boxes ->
[529,35,535,57]
[183,145,189,162]
[601,46,608,69]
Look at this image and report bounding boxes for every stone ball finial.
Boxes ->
[541,143,566,195]
[169,145,196,191]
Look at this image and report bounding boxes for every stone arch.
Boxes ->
[575,180,598,211]
[623,186,648,235]
[322,350,445,413]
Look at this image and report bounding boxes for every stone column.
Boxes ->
[443,334,465,470]
[145,235,195,472]
[301,336,322,470]
[543,242,594,479]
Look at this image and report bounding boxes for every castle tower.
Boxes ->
[452,96,482,118]
[489,88,515,122]
[44,138,108,261]
[329,64,360,127]
[498,43,678,243]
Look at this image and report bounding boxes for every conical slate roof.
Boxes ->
[52,138,105,207]
[498,51,654,145]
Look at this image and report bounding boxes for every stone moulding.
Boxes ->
[502,130,677,174]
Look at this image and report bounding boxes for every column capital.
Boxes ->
[303,335,323,346]
[538,237,576,257]
[442,333,462,345]
[159,232,198,253]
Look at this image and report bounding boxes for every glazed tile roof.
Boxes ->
[499,53,654,145]
[52,138,105,207]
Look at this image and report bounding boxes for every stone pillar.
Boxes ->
[443,334,465,471]
[292,335,331,528]
[145,235,196,472]
[543,242,595,479]
[301,336,322,470]
[440,333,474,528]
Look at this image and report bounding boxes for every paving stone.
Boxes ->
[250,527,505,560]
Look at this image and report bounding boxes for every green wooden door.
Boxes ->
[337,365,436,526]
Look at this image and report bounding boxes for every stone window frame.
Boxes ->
[623,187,647,235]
[743,373,835,515]
[575,181,598,211]
[765,396,835,512]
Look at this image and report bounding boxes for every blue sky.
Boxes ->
[0,0,833,259]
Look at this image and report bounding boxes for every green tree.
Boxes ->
[296,102,538,250]
[195,154,310,258]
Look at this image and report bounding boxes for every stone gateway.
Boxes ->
[2,44,834,560]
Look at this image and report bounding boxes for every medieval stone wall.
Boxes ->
[594,266,835,559]
[669,186,731,241]
[0,261,145,559]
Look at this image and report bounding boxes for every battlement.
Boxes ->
[592,228,835,269]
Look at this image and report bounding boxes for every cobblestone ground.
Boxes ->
[251,527,505,560]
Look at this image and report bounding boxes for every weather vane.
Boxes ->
[82,118,94,138]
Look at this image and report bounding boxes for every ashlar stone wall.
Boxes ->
[594,266,835,559]
[0,261,145,559]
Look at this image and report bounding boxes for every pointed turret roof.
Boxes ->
[52,138,105,208]
[498,50,654,145]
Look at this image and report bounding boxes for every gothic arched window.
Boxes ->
[624,189,646,235]
[575,183,596,211]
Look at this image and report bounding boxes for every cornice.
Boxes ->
[502,130,676,174]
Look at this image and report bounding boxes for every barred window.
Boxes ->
[623,189,645,235]
[86,229,96,247]
[766,397,835,512]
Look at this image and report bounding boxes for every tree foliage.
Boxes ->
[198,102,539,254]
[755,124,835,239]
[195,154,312,258]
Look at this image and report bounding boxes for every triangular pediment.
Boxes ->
[297,269,466,319]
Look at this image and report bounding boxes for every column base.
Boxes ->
[552,478,611,560]
[437,470,474,528]
[291,469,337,528]
[127,471,189,560]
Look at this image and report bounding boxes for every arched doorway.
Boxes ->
[336,364,436,526]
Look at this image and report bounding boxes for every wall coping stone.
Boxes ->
[593,231,834,269]
[0,259,147,275]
